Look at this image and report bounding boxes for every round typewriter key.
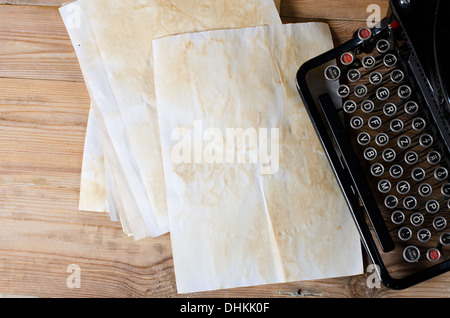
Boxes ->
[427,151,441,165]
[389,164,403,179]
[412,117,426,131]
[427,248,441,262]
[383,103,397,116]
[324,65,341,81]
[433,216,447,231]
[403,246,420,263]
[396,180,410,194]
[368,116,382,130]
[350,116,364,129]
[418,228,431,242]
[441,183,450,197]
[376,39,391,53]
[390,119,404,133]
[370,163,384,177]
[448,198,450,209]
[390,69,404,83]
[411,167,426,181]
[343,100,357,113]
[369,71,383,85]
[440,232,450,246]
[362,56,376,69]
[376,87,390,100]
[418,183,432,197]
[341,52,354,66]
[357,132,371,146]
[410,212,424,227]
[382,148,396,162]
[378,179,391,193]
[398,227,412,241]
[383,54,397,67]
[361,100,375,113]
[385,195,398,209]
[426,200,440,214]
[419,133,433,148]
[347,69,361,82]
[398,85,412,99]
[404,151,418,165]
[391,211,405,225]
[403,196,417,210]
[397,135,411,149]
[358,27,372,40]
[404,101,419,115]
[337,84,350,98]
[364,147,377,161]
[375,133,389,146]
[354,84,368,98]
[434,167,448,181]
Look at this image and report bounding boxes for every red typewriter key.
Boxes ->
[340,52,354,65]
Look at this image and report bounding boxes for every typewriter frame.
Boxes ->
[296,0,450,289]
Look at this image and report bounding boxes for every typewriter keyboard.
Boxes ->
[324,25,449,267]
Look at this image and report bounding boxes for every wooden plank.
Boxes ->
[0,5,84,82]
[0,0,67,6]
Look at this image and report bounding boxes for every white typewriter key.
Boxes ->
[390,69,404,83]
[398,85,412,99]
[378,179,391,193]
[403,246,420,263]
[411,167,426,181]
[368,116,382,130]
[440,232,450,246]
[376,39,391,53]
[390,119,404,132]
[404,151,418,165]
[412,117,426,131]
[354,84,368,98]
[361,100,375,113]
[410,212,424,227]
[417,229,432,242]
[364,147,377,161]
[427,151,441,165]
[383,54,397,67]
[369,71,383,85]
[397,135,411,148]
[441,183,450,197]
[425,200,440,214]
[385,195,399,209]
[376,87,390,100]
[433,216,447,231]
[398,227,412,241]
[324,65,341,81]
[389,164,403,178]
[404,101,419,114]
[426,248,441,262]
[343,100,357,113]
[370,163,384,177]
[434,167,448,181]
[391,211,405,225]
[403,196,417,210]
[375,133,389,146]
[362,56,376,69]
[347,69,361,82]
[383,103,397,116]
[418,183,432,197]
[419,133,433,148]
[337,84,350,98]
[382,148,396,162]
[350,116,364,129]
[396,180,410,194]
[357,132,371,146]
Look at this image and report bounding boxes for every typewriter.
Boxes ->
[296,0,450,289]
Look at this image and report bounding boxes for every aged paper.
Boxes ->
[154,23,363,293]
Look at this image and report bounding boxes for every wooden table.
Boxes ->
[0,0,448,298]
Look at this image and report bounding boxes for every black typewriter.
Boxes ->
[296,0,450,289]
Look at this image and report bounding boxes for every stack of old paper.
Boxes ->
[60,0,363,293]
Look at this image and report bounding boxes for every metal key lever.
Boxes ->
[317,93,395,253]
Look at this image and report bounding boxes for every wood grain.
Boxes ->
[0,0,449,298]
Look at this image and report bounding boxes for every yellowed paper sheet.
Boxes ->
[153,23,363,293]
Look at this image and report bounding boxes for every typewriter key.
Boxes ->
[362,56,376,69]
[357,132,371,146]
[433,216,446,231]
[390,69,404,83]
[354,84,368,98]
[441,183,450,197]
[343,100,357,113]
[383,54,397,67]
[405,101,419,115]
[385,195,399,209]
[324,65,341,81]
[358,27,372,41]
[410,212,424,227]
[419,134,433,148]
[397,135,411,148]
[440,232,450,246]
[427,151,441,165]
[391,211,405,224]
[376,39,390,53]
[403,196,417,210]
[364,147,377,161]
[350,116,364,129]
[398,85,412,99]
[411,167,426,181]
[337,84,350,98]
[425,200,440,214]
[382,148,396,162]
[369,116,382,129]
[370,163,384,177]
[341,52,354,65]
[412,117,426,131]
[434,167,448,181]
[361,100,375,113]
[369,71,383,85]
[418,229,431,242]
[397,180,410,194]
[347,69,361,82]
[398,227,412,241]
[427,248,441,262]
[383,103,397,116]
[390,119,404,132]
[378,179,392,193]
[418,183,432,197]
[375,133,389,146]
[390,164,404,178]
[376,87,390,100]
[403,246,420,263]
[404,151,418,165]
